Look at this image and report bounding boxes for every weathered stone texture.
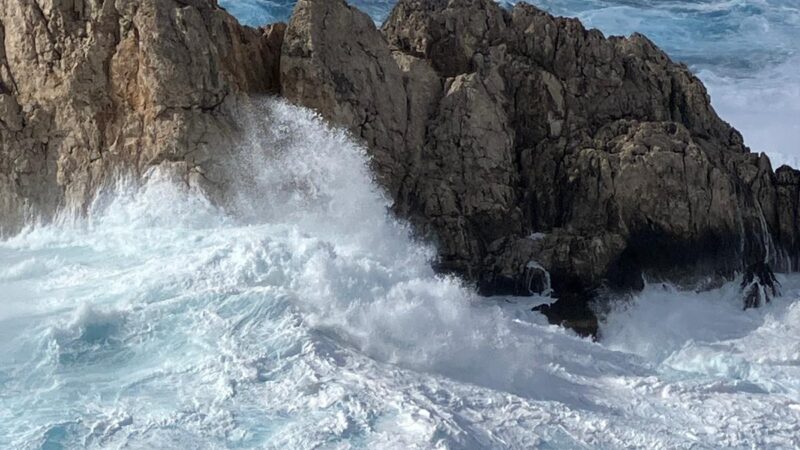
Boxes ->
[3,0,799,334]
[0,0,282,233]
[280,0,800,325]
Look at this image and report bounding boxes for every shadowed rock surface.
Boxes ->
[278,0,800,333]
[2,0,799,335]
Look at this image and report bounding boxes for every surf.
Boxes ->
[1,98,799,448]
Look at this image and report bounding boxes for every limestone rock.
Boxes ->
[0,0,281,234]
[3,0,798,332]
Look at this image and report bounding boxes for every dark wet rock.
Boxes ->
[742,262,781,309]
[534,296,599,339]
[476,260,551,297]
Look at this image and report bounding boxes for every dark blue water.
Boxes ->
[220,0,800,167]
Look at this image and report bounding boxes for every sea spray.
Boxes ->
[1,99,799,448]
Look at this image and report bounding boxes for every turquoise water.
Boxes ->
[222,0,798,72]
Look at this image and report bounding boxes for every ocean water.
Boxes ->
[220,0,800,168]
[1,1,800,449]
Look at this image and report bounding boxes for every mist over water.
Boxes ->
[2,99,800,448]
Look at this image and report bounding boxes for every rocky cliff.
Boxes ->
[0,0,282,233]
[2,0,799,336]
[279,0,800,334]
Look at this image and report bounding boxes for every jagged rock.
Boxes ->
[280,0,800,330]
[0,0,282,234]
[775,165,800,270]
[2,0,798,334]
[741,262,781,309]
[280,0,410,195]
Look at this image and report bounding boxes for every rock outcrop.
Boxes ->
[0,0,282,234]
[280,0,800,334]
[2,0,799,336]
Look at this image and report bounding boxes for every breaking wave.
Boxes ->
[0,1,785,448]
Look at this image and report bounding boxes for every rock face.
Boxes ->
[0,0,282,234]
[2,0,799,335]
[280,0,800,332]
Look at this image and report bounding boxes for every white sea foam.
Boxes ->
[1,99,799,449]
[700,55,800,166]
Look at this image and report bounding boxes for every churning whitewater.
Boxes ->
[1,100,800,449]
